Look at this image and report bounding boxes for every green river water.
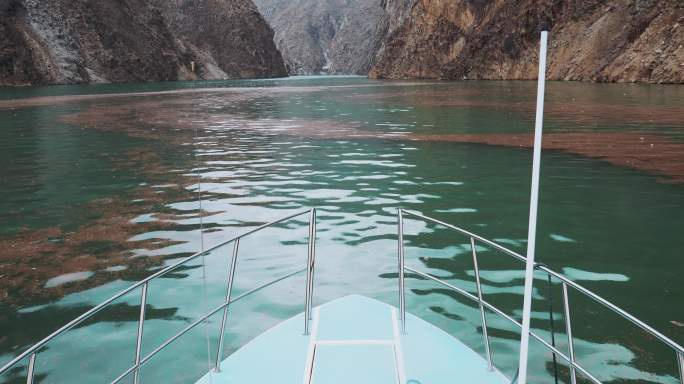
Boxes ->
[0,76,683,383]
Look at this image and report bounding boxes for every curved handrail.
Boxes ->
[0,208,315,380]
[110,267,307,384]
[399,209,684,384]
[405,266,602,384]
[400,209,684,354]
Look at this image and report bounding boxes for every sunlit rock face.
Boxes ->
[253,0,391,75]
[369,0,684,83]
[0,0,287,86]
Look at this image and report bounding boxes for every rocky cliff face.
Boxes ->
[371,0,417,72]
[0,0,287,86]
[253,0,388,75]
[155,0,287,80]
[369,0,684,83]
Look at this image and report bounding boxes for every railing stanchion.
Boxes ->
[471,237,493,371]
[545,272,560,384]
[305,209,315,334]
[678,351,684,384]
[215,239,240,372]
[398,209,406,333]
[25,353,36,384]
[133,282,148,384]
[562,282,577,384]
[308,208,317,320]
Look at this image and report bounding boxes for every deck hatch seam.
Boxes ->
[303,307,320,384]
[391,308,407,384]
[315,339,394,345]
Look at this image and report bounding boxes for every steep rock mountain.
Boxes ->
[154,0,287,80]
[0,0,286,86]
[253,0,388,75]
[371,0,418,71]
[369,0,684,83]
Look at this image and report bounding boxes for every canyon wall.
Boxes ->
[253,0,388,75]
[2,0,681,84]
[369,0,684,83]
[0,0,287,86]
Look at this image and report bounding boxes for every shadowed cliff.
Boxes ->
[0,0,287,86]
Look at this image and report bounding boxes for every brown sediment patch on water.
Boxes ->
[58,93,370,145]
[0,87,277,109]
[59,95,203,142]
[58,93,684,184]
[0,89,200,110]
[355,88,684,126]
[0,143,221,307]
[0,82,434,110]
[0,199,176,307]
[405,132,684,184]
[544,101,684,127]
[226,118,684,183]
[0,176,222,307]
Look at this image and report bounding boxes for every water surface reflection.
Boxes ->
[1,77,683,383]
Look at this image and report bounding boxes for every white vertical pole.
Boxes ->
[517,30,548,384]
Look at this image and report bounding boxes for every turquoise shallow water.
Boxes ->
[0,76,683,383]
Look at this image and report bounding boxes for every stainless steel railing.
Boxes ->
[397,209,684,384]
[0,208,318,384]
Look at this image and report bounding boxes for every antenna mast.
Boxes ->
[517,30,548,384]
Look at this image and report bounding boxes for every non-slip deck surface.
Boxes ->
[196,295,509,384]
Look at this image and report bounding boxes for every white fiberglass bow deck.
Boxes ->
[198,295,507,384]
